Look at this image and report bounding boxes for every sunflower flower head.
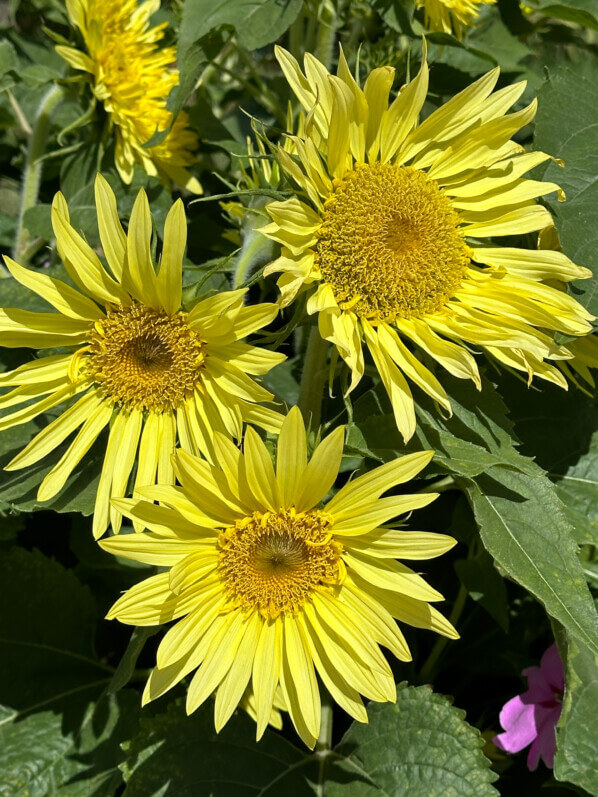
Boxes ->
[417,0,497,38]
[0,174,284,538]
[261,46,594,442]
[101,407,458,747]
[57,0,201,193]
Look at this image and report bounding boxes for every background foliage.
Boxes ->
[0,0,597,794]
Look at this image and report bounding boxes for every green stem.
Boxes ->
[315,698,333,796]
[13,83,65,263]
[314,0,337,69]
[288,9,306,60]
[298,326,329,430]
[419,580,468,684]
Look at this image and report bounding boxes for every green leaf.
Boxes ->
[108,627,160,695]
[526,0,598,28]
[464,468,598,656]
[0,431,104,517]
[0,549,140,795]
[534,63,598,316]
[327,684,498,796]
[349,375,537,478]
[496,375,598,546]
[431,15,529,74]
[122,702,317,795]
[180,0,304,53]
[0,711,77,797]
[0,40,18,77]
[554,631,598,795]
[454,548,509,631]
[555,430,598,546]
[0,547,111,714]
[0,692,140,797]
[22,203,53,241]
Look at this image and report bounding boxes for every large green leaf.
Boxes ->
[0,693,140,797]
[555,430,598,546]
[534,63,598,317]
[327,684,498,796]
[465,468,598,656]
[496,374,598,546]
[348,375,536,478]
[526,0,598,28]
[180,0,303,53]
[0,548,140,796]
[554,631,598,795]
[0,547,111,714]
[121,686,498,796]
[454,548,509,631]
[0,430,104,517]
[0,711,76,797]
[122,702,317,795]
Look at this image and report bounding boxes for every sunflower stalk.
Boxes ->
[314,0,337,69]
[298,326,329,430]
[419,538,475,683]
[13,83,65,265]
[315,697,334,794]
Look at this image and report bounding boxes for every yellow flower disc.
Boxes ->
[315,163,470,321]
[219,509,343,618]
[88,304,204,412]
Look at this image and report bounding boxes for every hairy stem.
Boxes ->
[13,83,65,264]
[298,326,329,430]
[314,0,337,69]
[315,698,334,796]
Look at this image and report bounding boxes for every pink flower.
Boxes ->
[493,644,564,770]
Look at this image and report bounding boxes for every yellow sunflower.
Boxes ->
[0,175,284,538]
[57,0,201,193]
[100,407,457,747]
[417,0,496,37]
[260,47,594,441]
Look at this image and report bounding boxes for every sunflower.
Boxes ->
[417,0,496,37]
[0,175,284,538]
[56,0,201,193]
[260,47,594,441]
[100,407,457,747]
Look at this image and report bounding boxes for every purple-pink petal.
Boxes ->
[523,670,556,705]
[526,704,561,770]
[493,696,538,753]
[494,644,565,771]
[540,643,565,693]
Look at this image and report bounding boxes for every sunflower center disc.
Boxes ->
[218,510,343,618]
[88,304,204,411]
[315,163,470,321]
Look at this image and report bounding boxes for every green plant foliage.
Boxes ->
[1,0,598,793]
[0,548,141,795]
[327,684,498,796]
[0,548,109,713]
[535,62,598,317]
[122,702,318,795]
[0,693,140,797]
[526,0,598,28]
[554,630,598,794]
[180,0,304,52]
[465,469,598,656]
